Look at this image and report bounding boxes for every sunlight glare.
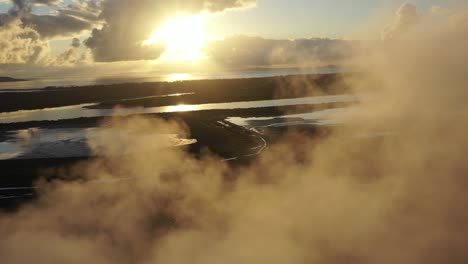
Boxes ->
[166,73,192,82]
[143,15,210,62]
[166,104,199,112]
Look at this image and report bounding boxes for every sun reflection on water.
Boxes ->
[165,73,192,82]
[166,104,199,112]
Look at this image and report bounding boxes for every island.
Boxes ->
[0,77,27,82]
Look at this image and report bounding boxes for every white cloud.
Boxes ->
[0,20,49,64]
[381,3,419,41]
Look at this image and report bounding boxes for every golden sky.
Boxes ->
[0,0,465,78]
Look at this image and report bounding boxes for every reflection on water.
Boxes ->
[0,128,197,160]
[0,67,339,91]
[0,95,360,124]
[0,103,98,123]
[165,104,199,112]
[226,108,347,128]
[227,109,398,139]
[0,142,22,160]
[0,128,89,160]
[165,73,192,82]
[116,92,195,102]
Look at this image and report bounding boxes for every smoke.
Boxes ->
[2,3,468,264]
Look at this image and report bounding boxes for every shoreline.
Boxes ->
[0,73,352,113]
[0,72,349,209]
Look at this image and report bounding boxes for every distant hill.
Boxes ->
[0,77,27,82]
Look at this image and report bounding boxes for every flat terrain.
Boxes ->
[0,77,27,83]
[0,73,351,112]
[0,73,350,210]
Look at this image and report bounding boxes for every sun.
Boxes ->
[143,15,210,62]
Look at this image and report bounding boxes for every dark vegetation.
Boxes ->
[0,77,27,83]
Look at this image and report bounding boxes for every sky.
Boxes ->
[0,0,462,78]
[0,0,449,38]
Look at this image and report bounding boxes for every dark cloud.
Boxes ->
[9,0,32,17]
[0,13,12,26]
[57,0,101,22]
[71,37,81,48]
[1,0,258,63]
[85,0,256,62]
[30,0,63,6]
[85,25,166,62]
[0,0,31,26]
[205,36,353,67]
[22,14,92,38]
[0,0,98,38]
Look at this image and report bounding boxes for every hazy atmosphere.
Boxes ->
[0,0,462,79]
[1,0,468,263]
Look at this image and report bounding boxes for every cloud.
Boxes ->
[21,14,93,38]
[85,26,166,62]
[0,19,49,64]
[85,0,257,62]
[431,5,452,16]
[55,0,101,22]
[53,38,91,66]
[53,47,90,65]
[205,36,353,67]
[0,0,30,26]
[204,0,256,12]
[8,0,31,17]
[0,18,89,66]
[381,3,419,41]
[0,0,98,38]
[30,0,63,6]
[71,37,80,48]
[0,0,100,66]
